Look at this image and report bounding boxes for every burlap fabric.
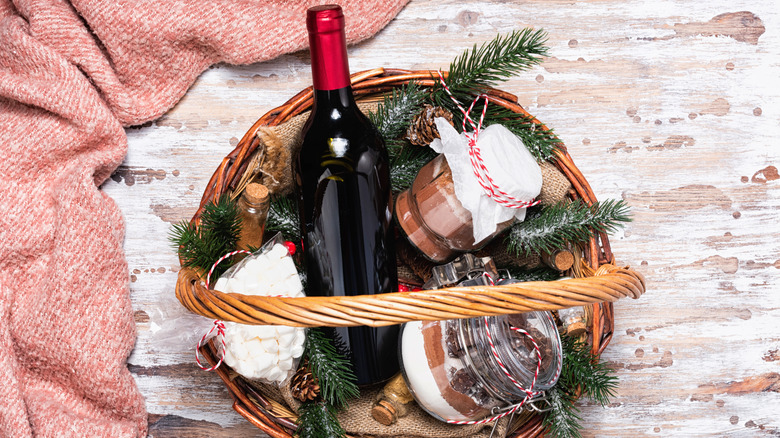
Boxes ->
[274,381,509,438]
[538,160,571,206]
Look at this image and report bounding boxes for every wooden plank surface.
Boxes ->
[101,0,780,436]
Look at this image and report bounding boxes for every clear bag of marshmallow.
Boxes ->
[212,233,306,385]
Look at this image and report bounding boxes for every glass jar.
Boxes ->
[237,182,271,251]
[399,311,562,423]
[395,154,513,263]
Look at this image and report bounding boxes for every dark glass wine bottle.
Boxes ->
[294,4,399,386]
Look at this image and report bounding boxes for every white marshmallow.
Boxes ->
[290,344,304,359]
[277,332,296,349]
[260,338,279,353]
[267,243,288,261]
[213,277,229,292]
[278,357,294,372]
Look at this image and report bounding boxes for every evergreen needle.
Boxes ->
[304,328,359,410]
[506,199,631,257]
[559,334,618,407]
[430,29,560,159]
[543,334,618,438]
[446,28,548,91]
[480,105,561,161]
[295,401,347,438]
[169,194,241,280]
[542,385,583,438]
[266,195,301,241]
[390,144,437,192]
[369,81,428,158]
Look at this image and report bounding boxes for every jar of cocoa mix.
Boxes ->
[399,311,562,423]
[395,154,514,263]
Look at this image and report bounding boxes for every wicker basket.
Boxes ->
[175,68,645,438]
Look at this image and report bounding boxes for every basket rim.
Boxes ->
[177,263,644,327]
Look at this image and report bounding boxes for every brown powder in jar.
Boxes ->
[397,155,512,263]
[421,321,486,419]
[237,182,270,251]
[412,156,477,249]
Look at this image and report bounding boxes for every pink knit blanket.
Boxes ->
[0,1,407,436]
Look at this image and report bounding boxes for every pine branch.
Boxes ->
[427,29,559,159]
[390,144,437,192]
[200,194,242,244]
[169,194,241,279]
[266,195,301,241]
[366,80,437,192]
[368,81,428,157]
[542,385,583,438]
[295,401,346,438]
[445,28,548,92]
[543,334,618,438]
[170,221,199,266]
[559,334,618,407]
[304,328,359,410]
[506,199,631,257]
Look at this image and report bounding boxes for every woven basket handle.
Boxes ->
[175,264,644,327]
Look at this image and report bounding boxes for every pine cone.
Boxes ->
[290,364,320,402]
[406,105,454,146]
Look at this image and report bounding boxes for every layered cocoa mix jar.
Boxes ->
[395,154,513,263]
[399,311,562,423]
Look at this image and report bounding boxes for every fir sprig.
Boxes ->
[266,196,301,241]
[542,385,583,438]
[368,81,428,156]
[295,401,346,438]
[390,143,438,192]
[429,29,560,160]
[506,199,631,257]
[543,334,619,438]
[169,195,241,280]
[303,328,359,410]
[444,28,548,92]
[559,334,618,407]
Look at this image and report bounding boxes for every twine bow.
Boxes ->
[436,70,540,210]
[196,320,227,371]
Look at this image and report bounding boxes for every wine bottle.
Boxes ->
[294,4,399,386]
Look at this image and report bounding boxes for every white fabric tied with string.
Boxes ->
[430,118,543,243]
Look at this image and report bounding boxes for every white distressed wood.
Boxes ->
[100,0,780,435]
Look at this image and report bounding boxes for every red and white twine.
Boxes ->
[436,70,540,210]
[196,319,227,371]
[195,249,251,371]
[206,249,252,289]
[446,316,543,426]
[447,274,555,426]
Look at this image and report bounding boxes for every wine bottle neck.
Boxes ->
[307,5,351,91]
[313,87,356,110]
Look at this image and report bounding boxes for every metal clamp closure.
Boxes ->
[423,253,498,289]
